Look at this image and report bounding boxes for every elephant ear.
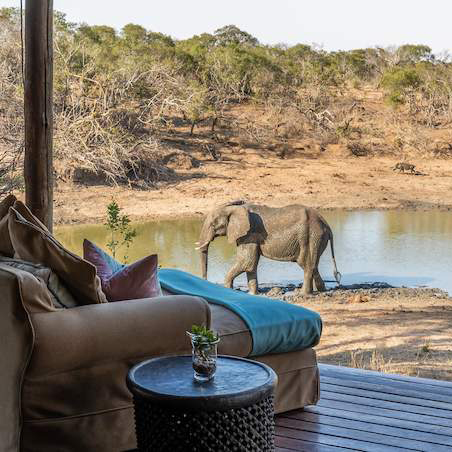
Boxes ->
[226,206,250,244]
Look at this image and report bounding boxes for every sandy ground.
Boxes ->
[264,285,452,381]
[53,152,452,225]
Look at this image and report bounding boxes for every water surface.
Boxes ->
[56,210,452,293]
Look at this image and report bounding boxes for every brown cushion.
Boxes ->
[13,200,50,232]
[0,194,17,257]
[0,256,78,309]
[8,207,107,305]
[0,194,16,218]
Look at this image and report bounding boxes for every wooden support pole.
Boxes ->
[24,0,54,231]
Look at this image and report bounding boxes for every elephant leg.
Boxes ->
[303,267,314,295]
[310,233,328,293]
[224,264,245,290]
[246,270,258,295]
[297,246,314,295]
[313,269,326,292]
[225,243,259,292]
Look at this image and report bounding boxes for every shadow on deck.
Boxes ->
[275,363,452,451]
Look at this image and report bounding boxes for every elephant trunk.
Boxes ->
[197,222,214,279]
[200,244,209,279]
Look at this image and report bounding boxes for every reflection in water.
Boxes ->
[56,210,452,293]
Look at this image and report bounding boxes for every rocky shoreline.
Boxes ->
[243,283,452,304]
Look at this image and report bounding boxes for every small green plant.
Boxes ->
[190,325,219,343]
[105,199,137,263]
[421,341,431,354]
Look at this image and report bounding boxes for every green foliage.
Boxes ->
[213,25,259,47]
[397,44,433,65]
[121,23,147,44]
[190,325,219,343]
[78,24,117,44]
[381,67,423,106]
[105,200,137,263]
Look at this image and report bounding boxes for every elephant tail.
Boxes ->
[329,231,341,284]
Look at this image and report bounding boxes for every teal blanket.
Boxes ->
[159,269,322,357]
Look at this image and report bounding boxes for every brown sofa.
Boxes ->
[0,198,319,452]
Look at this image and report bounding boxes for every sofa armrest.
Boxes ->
[27,295,211,377]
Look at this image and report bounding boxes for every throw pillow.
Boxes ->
[0,256,78,309]
[9,208,107,305]
[83,239,162,302]
[0,194,16,218]
[13,200,50,232]
[0,194,17,257]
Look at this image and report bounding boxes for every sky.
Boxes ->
[1,0,451,54]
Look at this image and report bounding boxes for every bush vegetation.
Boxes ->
[1,7,451,189]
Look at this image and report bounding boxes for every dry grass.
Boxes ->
[349,349,392,373]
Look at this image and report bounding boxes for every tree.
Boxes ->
[396,44,434,65]
[214,25,258,47]
[78,24,117,44]
[121,23,147,46]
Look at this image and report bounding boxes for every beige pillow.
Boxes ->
[0,194,16,218]
[13,200,50,232]
[0,263,56,313]
[0,257,79,309]
[0,194,17,257]
[9,207,107,305]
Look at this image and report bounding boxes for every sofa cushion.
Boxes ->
[0,198,49,258]
[211,304,253,357]
[83,239,161,302]
[0,194,16,218]
[0,263,55,313]
[8,208,107,305]
[0,194,17,257]
[0,257,78,309]
[13,200,50,232]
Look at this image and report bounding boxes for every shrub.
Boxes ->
[381,67,423,107]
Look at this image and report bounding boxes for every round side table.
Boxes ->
[127,355,277,452]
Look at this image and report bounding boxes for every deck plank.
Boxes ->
[319,364,452,388]
[321,390,452,421]
[321,381,452,411]
[317,397,452,427]
[320,364,452,396]
[275,364,452,451]
[276,417,446,451]
[275,436,348,451]
[278,413,452,450]
[294,406,452,444]
[276,426,410,452]
[320,375,452,405]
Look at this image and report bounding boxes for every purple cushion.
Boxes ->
[83,239,161,302]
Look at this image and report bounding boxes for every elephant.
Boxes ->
[196,201,341,295]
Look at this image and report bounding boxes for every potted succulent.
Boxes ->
[187,325,220,382]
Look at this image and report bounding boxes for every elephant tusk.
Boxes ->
[195,241,210,250]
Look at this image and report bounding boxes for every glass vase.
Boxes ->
[187,333,220,382]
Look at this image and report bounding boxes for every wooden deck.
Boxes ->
[275,364,452,451]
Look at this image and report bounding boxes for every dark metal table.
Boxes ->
[127,355,278,452]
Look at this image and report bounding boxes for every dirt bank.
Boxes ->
[264,284,452,381]
[53,151,452,225]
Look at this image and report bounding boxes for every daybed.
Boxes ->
[0,195,321,452]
